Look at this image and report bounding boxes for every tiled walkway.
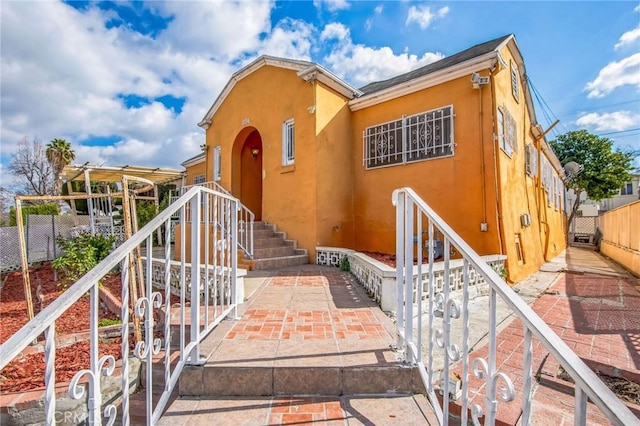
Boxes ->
[452,248,640,425]
[163,248,640,425]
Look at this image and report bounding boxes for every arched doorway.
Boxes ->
[232,128,263,220]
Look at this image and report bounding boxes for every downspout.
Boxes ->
[488,65,506,258]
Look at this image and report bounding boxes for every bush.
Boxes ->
[52,232,116,288]
[98,318,122,327]
[9,203,59,226]
[340,255,350,272]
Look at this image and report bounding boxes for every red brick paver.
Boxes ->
[453,272,640,424]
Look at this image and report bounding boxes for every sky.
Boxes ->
[1,0,639,191]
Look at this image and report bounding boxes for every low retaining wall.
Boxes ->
[142,257,247,304]
[316,247,507,313]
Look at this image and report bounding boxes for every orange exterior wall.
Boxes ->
[599,201,640,276]
[205,66,319,258]
[185,48,567,282]
[314,82,355,249]
[185,159,206,185]
[492,45,565,282]
[351,74,501,259]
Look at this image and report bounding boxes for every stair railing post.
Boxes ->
[189,190,202,365]
[395,190,405,353]
[231,200,239,318]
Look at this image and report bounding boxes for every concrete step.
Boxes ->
[179,364,423,397]
[159,395,437,425]
[252,245,296,259]
[251,254,309,270]
[253,236,287,248]
[253,228,275,239]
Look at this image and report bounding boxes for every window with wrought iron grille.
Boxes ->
[363,105,453,169]
[282,118,295,166]
[213,146,221,182]
[498,106,517,156]
[511,61,519,102]
[193,174,205,184]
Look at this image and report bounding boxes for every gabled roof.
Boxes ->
[198,55,361,128]
[359,35,512,95]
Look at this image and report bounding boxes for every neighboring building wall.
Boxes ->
[184,159,206,185]
[598,200,640,276]
[599,175,640,211]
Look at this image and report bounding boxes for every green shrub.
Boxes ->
[340,255,350,272]
[52,232,116,288]
[9,203,59,226]
[98,318,122,327]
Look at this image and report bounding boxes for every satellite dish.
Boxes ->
[563,161,583,180]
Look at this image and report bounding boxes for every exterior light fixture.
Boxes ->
[251,148,260,158]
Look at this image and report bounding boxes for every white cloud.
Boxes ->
[320,23,443,87]
[406,5,449,29]
[365,4,384,31]
[585,53,640,98]
[614,26,640,50]
[257,18,315,61]
[635,4,640,12]
[313,0,350,13]
[576,111,640,132]
[0,1,279,173]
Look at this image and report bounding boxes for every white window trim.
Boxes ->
[282,118,295,166]
[213,146,221,182]
[193,174,205,185]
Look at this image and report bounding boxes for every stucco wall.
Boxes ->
[598,200,640,276]
[187,53,567,283]
[491,44,566,282]
[185,160,206,185]
[350,73,501,260]
[314,82,354,249]
[206,66,319,258]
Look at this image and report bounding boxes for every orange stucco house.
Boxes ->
[182,34,567,282]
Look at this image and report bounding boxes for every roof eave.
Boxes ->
[297,65,363,99]
[198,56,312,128]
[348,52,499,111]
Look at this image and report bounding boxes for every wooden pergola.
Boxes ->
[15,163,185,337]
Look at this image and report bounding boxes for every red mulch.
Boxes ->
[361,251,397,267]
[0,262,184,394]
[0,263,119,344]
[0,263,123,393]
[0,338,127,393]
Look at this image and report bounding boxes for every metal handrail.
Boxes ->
[0,185,240,425]
[392,187,638,426]
[170,181,254,258]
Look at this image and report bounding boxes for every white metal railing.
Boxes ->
[170,181,254,258]
[393,187,639,426]
[0,186,240,425]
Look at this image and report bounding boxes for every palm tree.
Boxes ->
[46,138,75,195]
